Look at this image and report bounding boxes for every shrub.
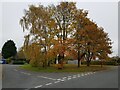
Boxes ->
[6,58,11,64]
[104,61,117,65]
[12,60,25,65]
[81,60,117,66]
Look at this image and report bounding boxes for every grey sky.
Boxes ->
[0,0,118,57]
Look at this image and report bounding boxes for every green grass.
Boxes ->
[20,64,111,73]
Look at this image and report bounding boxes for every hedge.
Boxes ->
[12,60,26,65]
[81,60,118,66]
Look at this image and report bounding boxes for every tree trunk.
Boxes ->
[87,60,90,67]
[48,60,51,67]
[42,62,45,67]
[60,53,64,69]
[101,60,103,68]
[78,50,80,68]
[78,60,80,67]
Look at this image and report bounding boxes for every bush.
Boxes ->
[117,59,120,65]
[81,60,117,66]
[6,58,11,64]
[104,61,117,65]
[12,60,25,65]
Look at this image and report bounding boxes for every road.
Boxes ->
[2,64,118,89]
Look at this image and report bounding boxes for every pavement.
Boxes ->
[2,64,118,89]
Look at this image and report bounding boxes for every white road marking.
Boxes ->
[33,72,97,88]
[77,74,80,77]
[37,76,56,80]
[46,83,52,86]
[68,76,72,78]
[81,74,84,76]
[73,76,76,78]
[61,79,65,81]
[87,72,89,74]
[73,75,77,77]
[26,73,31,75]
[62,78,66,80]
[57,79,61,81]
[85,73,88,75]
[68,78,71,80]
[21,72,31,75]
[78,75,80,77]
[90,72,93,74]
[21,72,26,74]
[62,77,67,79]
[14,69,18,71]
[54,81,60,83]
[34,85,43,88]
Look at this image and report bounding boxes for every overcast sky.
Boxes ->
[0,0,119,57]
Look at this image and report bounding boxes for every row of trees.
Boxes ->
[20,2,112,68]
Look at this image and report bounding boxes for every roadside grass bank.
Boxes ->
[19,64,113,73]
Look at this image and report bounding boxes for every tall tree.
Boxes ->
[17,47,26,59]
[2,40,17,59]
[72,9,91,67]
[20,2,112,68]
[78,24,112,66]
[20,4,56,67]
[71,9,112,67]
[51,2,77,67]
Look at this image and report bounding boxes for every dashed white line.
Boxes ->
[73,76,76,78]
[81,74,84,76]
[54,81,60,83]
[21,72,31,75]
[90,72,93,74]
[61,79,65,81]
[68,78,72,80]
[62,77,67,79]
[68,76,72,78]
[21,72,26,74]
[14,69,18,71]
[73,75,77,77]
[86,72,89,74]
[26,73,31,75]
[37,76,56,80]
[33,72,97,88]
[46,83,52,86]
[78,76,80,77]
[85,73,88,75]
[77,74,80,77]
[57,79,61,81]
[34,85,43,88]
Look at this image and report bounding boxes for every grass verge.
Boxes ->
[20,64,112,73]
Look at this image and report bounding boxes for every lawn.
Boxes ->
[20,64,111,73]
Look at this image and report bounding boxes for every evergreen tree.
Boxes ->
[2,40,17,59]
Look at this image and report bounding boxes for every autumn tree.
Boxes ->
[20,4,56,67]
[50,2,77,68]
[69,8,112,67]
[17,47,26,59]
[20,2,112,68]
[77,23,112,67]
[70,9,91,67]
